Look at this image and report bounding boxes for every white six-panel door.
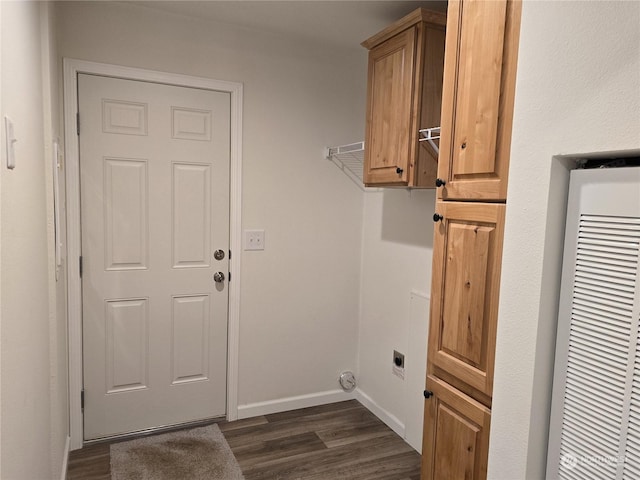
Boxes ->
[79,74,231,440]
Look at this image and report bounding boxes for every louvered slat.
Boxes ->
[575,269,637,288]
[572,303,635,328]
[577,253,639,271]
[568,339,629,371]
[576,259,638,276]
[570,312,629,341]
[574,289,634,312]
[565,364,626,394]
[571,326,630,353]
[579,245,640,258]
[573,294,635,315]
[565,380,624,413]
[580,215,640,226]
[578,232,640,246]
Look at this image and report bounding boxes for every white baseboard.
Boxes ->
[355,389,405,438]
[237,389,356,419]
[60,435,71,480]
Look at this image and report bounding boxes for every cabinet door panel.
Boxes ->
[452,0,506,176]
[422,376,491,480]
[441,223,492,367]
[437,0,521,200]
[364,27,416,185]
[428,201,505,397]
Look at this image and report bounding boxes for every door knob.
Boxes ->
[433,213,443,222]
[214,249,225,261]
[435,178,446,187]
[213,272,225,283]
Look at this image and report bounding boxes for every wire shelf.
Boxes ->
[325,141,367,190]
[325,131,441,190]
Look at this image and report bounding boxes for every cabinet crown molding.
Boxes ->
[361,7,446,50]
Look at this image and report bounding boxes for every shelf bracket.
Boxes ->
[418,127,441,155]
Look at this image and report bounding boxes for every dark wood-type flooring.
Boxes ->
[67,400,421,479]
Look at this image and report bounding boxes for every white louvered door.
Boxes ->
[547,166,640,479]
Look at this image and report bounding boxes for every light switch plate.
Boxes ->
[5,116,16,169]
[244,229,265,251]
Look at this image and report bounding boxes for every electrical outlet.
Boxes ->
[392,350,405,379]
[244,229,265,251]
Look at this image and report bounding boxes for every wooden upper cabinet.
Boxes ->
[362,9,446,187]
[422,375,491,480]
[437,0,522,200]
[428,201,505,402]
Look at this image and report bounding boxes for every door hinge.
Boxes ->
[76,112,80,135]
[79,256,83,277]
[81,389,85,410]
[228,272,231,282]
[229,249,232,260]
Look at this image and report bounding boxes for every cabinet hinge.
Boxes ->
[81,389,85,410]
[76,113,80,135]
[79,256,83,278]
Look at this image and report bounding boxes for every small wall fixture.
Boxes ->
[418,126,441,155]
[338,371,356,392]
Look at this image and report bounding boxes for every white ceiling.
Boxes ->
[133,1,447,51]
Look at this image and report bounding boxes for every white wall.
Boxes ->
[1,2,67,478]
[55,1,366,414]
[358,189,435,450]
[489,1,640,478]
[41,2,70,476]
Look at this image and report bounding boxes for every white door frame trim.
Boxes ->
[63,58,243,450]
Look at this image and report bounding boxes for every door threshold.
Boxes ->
[83,415,226,447]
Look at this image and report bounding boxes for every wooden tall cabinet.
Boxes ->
[362,9,446,187]
[421,1,521,479]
